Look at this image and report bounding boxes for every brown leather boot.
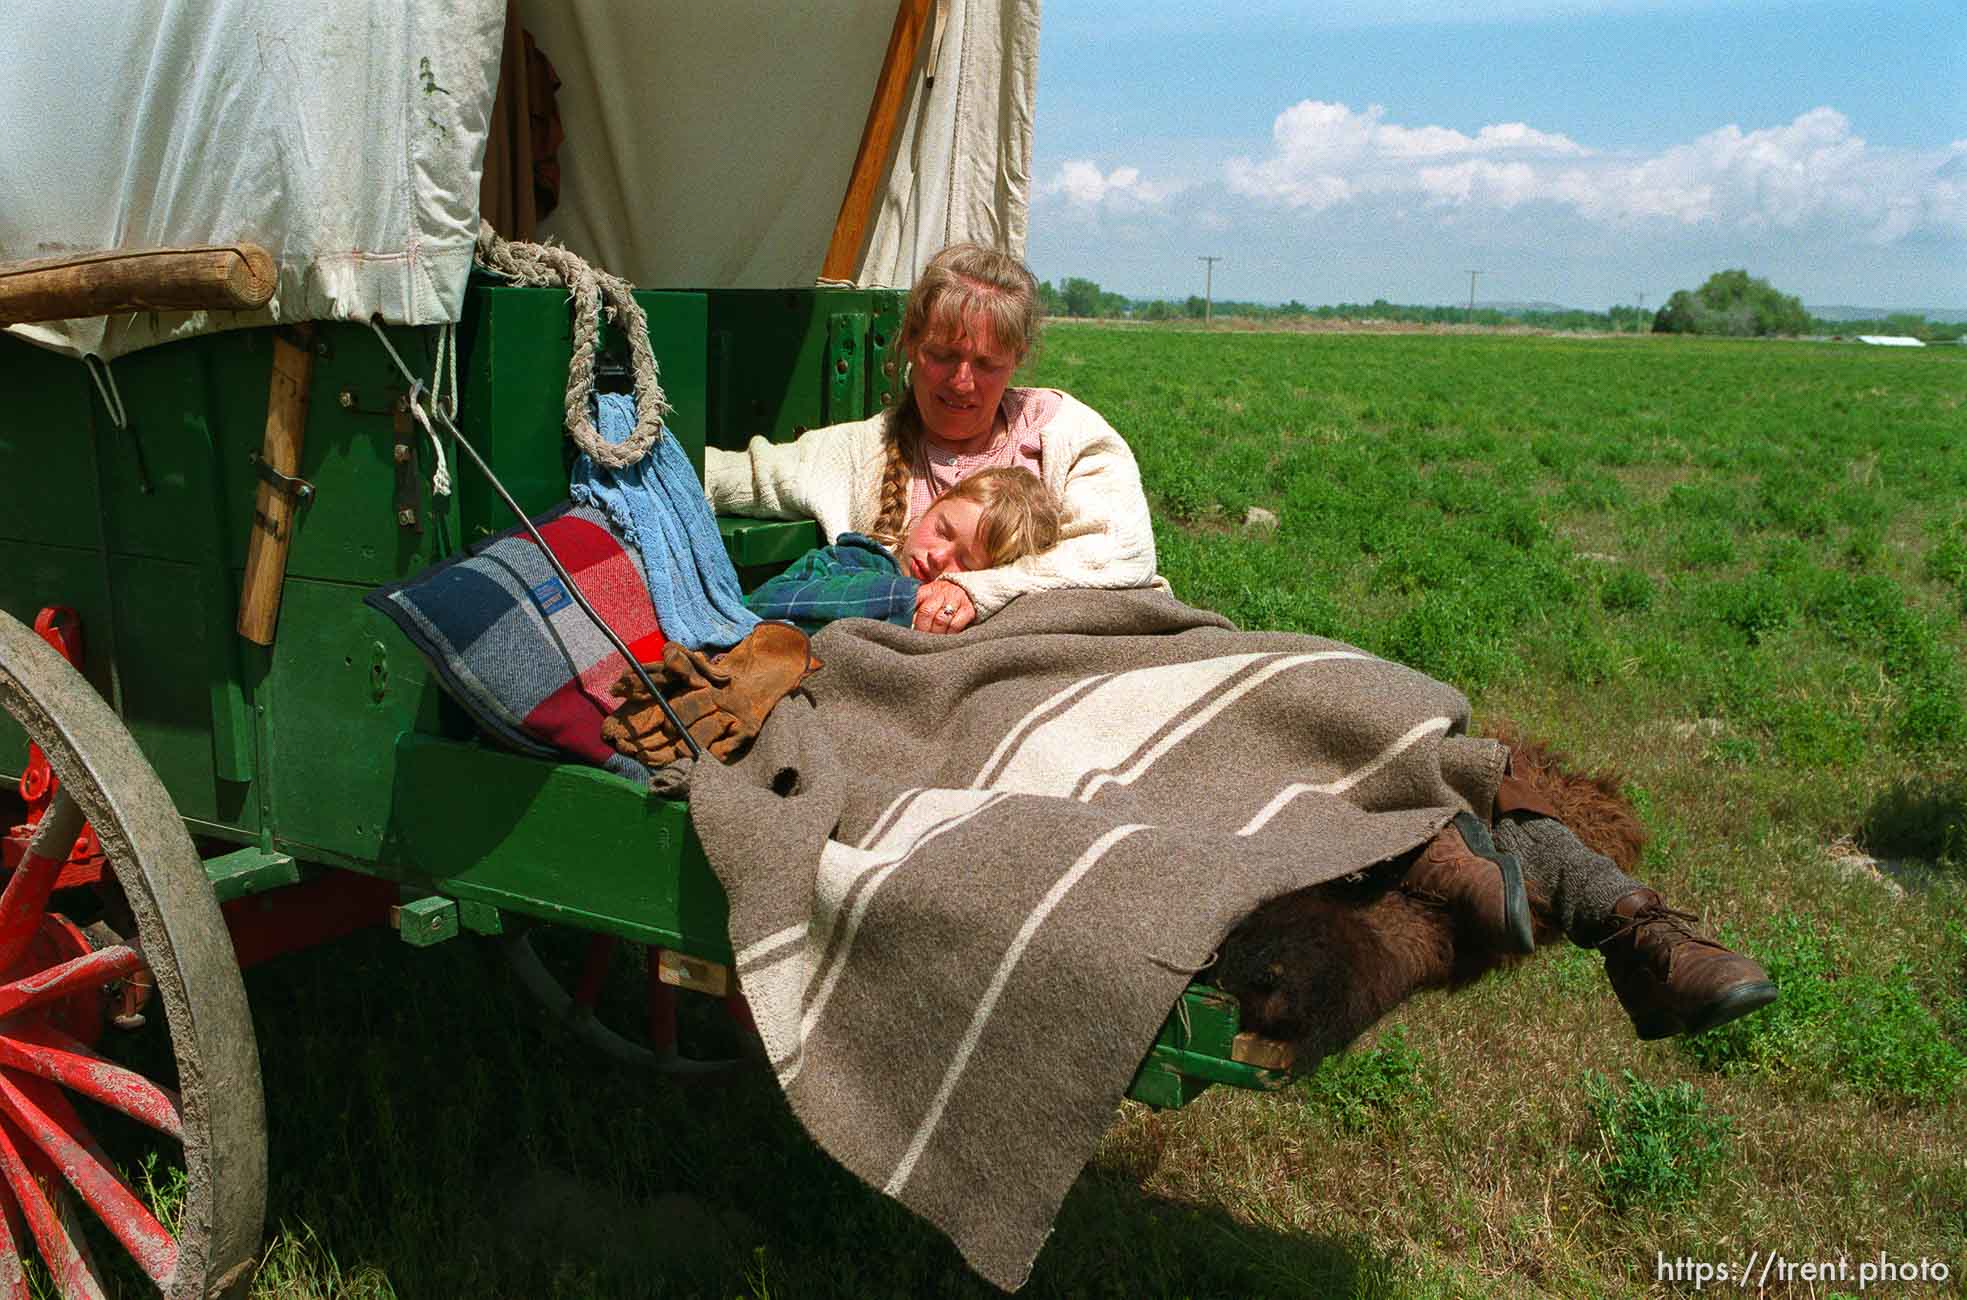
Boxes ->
[1400,811,1535,954]
[1594,889,1778,1040]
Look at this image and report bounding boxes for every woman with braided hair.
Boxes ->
[705,243,1773,1058]
[705,243,1162,635]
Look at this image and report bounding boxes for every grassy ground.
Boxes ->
[72,329,1967,1296]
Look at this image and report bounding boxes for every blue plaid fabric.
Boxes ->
[742,533,919,633]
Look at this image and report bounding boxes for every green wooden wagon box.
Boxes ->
[0,5,1292,1295]
[0,277,1292,1300]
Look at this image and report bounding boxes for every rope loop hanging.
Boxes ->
[82,355,128,430]
[367,319,455,497]
[473,220,669,469]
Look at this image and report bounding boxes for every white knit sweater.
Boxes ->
[703,389,1166,619]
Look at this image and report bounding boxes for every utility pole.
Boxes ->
[1199,255,1222,326]
[1466,270,1484,325]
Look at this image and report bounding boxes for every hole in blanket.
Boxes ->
[770,767,801,798]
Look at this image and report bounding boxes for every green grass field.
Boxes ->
[116,328,1967,1297]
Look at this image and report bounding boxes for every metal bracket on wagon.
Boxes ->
[1127,986,1294,1108]
[247,450,315,503]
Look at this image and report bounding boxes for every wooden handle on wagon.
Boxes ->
[820,0,934,282]
[0,244,276,324]
[237,323,315,645]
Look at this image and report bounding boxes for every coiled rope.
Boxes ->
[473,220,670,468]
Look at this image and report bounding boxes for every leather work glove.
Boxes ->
[602,621,821,767]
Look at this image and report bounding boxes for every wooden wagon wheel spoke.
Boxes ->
[1,609,266,1298]
[572,935,616,1012]
[0,1027,183,1142]
[50,1178,113,1300]
[0,1074,177,1284]
[0,944,142,1021]
[0,792,83,971]
[0,1168,27,1300]
[0,1114,108,1300]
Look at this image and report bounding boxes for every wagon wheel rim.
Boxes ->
[0,610,266,1299]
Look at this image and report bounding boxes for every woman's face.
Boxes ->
[909,316,1017,446]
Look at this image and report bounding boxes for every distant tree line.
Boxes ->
[1651,270,1964,340]
[1034,270,1963,341]
[1650,269,1809,336]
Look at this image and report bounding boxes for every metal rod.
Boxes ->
[365,314,704,764]
[433,410,704,764]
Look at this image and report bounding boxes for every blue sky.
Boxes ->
[1025,0,1967,311]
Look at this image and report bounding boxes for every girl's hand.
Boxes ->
[912,578,976,634]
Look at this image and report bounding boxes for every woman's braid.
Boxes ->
[869,426,914,548]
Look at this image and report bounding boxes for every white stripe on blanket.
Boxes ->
[743,937,816,1076]
[859,786,932,852]
[1237,715,1454,836]
[971,673,1114,789]
[1075,652,1372,801]
[885,822,1152,1196]
[737,923,808,968]
[977,652,1374,800]
[773,788,1013,1082]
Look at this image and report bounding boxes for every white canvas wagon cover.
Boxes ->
[1,0,1037,360]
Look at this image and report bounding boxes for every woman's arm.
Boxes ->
[944,404,1159,618]
[701,416,887,541]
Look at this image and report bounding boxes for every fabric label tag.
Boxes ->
[529,576,571,616]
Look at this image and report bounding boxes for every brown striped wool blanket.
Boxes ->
[685,588,1506,1290]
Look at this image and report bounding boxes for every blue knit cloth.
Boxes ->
[569,393,761,651]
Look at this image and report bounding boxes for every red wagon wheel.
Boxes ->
[0,610,266,1299]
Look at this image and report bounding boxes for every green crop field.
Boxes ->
[78,327,1967,1298]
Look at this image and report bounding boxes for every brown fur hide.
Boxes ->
[1211,725,1646,1072]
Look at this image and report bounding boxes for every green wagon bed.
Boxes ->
[0,285,1289,1297]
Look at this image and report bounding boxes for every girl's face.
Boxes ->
[908,314,1017,446]
[900,495,990,582]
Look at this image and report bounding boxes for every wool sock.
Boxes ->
[1492,814,1647,946]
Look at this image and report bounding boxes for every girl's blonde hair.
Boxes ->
[870,244,1043,544]
[938,466,1062,568]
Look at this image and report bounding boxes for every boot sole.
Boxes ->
[1452,811,1535,954]
[1634,979,1781,1042]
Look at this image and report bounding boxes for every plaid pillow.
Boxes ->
[365,503,663,780]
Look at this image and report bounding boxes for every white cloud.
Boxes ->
[1380,119,1588,160]
[1224,102,1967,242]
[1044,160,1179,209]
[1417,159,1542,207]
[1225,101,1588,211]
